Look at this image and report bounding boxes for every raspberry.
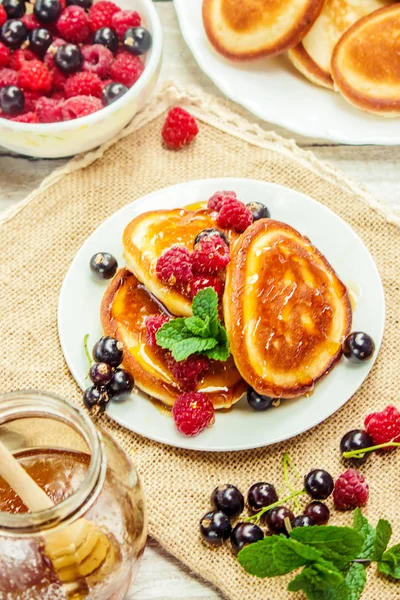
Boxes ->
[35,96,64,123]
[0,5,7,27]
[108,51,143,87]
[51,90,65,100]
[57,6,90,43]
[364,405,400,450]
[0,42,10,67]
[166,354,210,392]
[162,107,199,150]
[51,67,68,91]
[65,71,102,98]
[18,60,52,93]
[192,236,230,275]
[111,9,141,38]
[11,111,39,123]
[21,13,42,31]
[333,469,369,510]
[216,197,253,233]
[9,48,36,71]
[24,90,42,112]
[172,392,215,436]
[82,44,113,79]
[88,1,121,32]
[156,246,193,286]
[187,275,224,299]
[145,314,169,348]
[208,190,237,212]
[0,68,18,88]
[61,95,102,120]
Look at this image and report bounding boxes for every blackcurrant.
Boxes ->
[34,0,62,24]
[200,511,231,547]
[90,252,118,279]
[246,201,270,221]
[0,19,27,49]
[210,484,244,519]
[265,506,294,535]
[93,27,119,53]
[93,337,123,367]
[28,28,53,57]
[340,429,374,465]
[66,0,93,8]
[89,362,113,386]
[304,501,330,526]
[247,388,274,411]
[291,515,316,529]
[342,332,375,363]
[194,228,229,247]
[54,43,83,74]
[102,82,128,107]
[304,469,334,500]
[230,523,264,554]
[247,482,278,513]
[0,85,24,115]
[122,26,152,56]
[83,386,110,412]
[2,0,26,19]
[108,368,134,400]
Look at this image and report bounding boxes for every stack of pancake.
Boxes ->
[203,0,400,117]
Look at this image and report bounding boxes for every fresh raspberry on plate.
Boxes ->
[0,68,18,88]
[82,44,113,79]
[208,190,237,212]
[145,314,169,348]
[65,71,102,98]
[333,469,369,510]
[0,42,10,67]
[0,5,7,27]
[216,197,253,233]
[172,392,215,436]
[24,90,42,112]
[21,13,42,31]
[35,96,64,123]
[9,48,36,71]
[108,51,143,87]
[364,405,400,450]
[11,111,39,123]
[187,275,224,299]
[57,6,90,43]
[51,67,69,91]
[156,245,193,286]
[88,1,121,32]
[162,107,199,150]
[18,60,52,93]
[111,9,141,38]
[61,95,102,120]
[166,354,210,392]
[192,236,230,275]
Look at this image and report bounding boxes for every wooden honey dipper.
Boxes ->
[0,439,115,596]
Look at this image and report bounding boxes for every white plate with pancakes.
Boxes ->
[58,178,385,451]
[174,0,400,145]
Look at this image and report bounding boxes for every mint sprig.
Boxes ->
[155,288,230,362]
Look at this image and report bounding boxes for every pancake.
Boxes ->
[202,0,325,60]
[224,219,352,398]
[101,269,247,408]
[288,0,392,90]
[122,208,238,317]
[331,4,400,116]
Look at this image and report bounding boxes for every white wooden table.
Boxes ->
[1,3,400,598]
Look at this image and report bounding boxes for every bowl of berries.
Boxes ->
[0,0,162,157]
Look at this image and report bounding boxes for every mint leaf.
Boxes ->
[288,560,347,600]
[373,519,392,561]
[291,526,364,570]
[156,319,192,348]
[205,324,230,361]
[378,544,400,579]
[345,563,366,600]
[273,538,322,575]
[192,287,218,322]
[171,337,217,361]
[238,537,283,578]
[353,509,375,560]
[184,316,210,338]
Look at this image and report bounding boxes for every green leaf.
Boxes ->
[378,544,400,579]
[184,316,210,338]
[272,538,322,575]
[345,563,367,600]
[156,319,192,348]
[237,537,283,578]
[353,509,375,560]
[288,560,347,600]
[291,526,364,570]
[171,337,217,361]
[192,287,218,322]
[373,519,392,562]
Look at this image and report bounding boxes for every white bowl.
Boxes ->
[0,0,162,158]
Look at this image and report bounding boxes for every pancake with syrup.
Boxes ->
[101,269,247,408]
[224,219,352,398]
[202,0,325,60]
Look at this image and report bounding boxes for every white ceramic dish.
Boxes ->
[174,0,400,145]
[0,0,162,158]
[58,178,385,451]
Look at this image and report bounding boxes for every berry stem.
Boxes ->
[244,490,306,524]
[283,452,301,512]
[343,441,400,459]
[83,333,93,378]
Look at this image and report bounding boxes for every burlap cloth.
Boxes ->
[1,84,400,600]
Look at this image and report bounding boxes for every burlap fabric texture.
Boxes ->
[1,84,400,600]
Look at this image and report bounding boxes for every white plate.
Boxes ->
[58,178,385,451]
[174,0,400,145]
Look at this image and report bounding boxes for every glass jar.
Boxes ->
[0,391,147,600]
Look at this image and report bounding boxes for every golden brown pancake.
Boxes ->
[202,0,325,60]
[224,219,352,398]
[288,0,392,90]
[331,4,400,116]
[101,269,247,408]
